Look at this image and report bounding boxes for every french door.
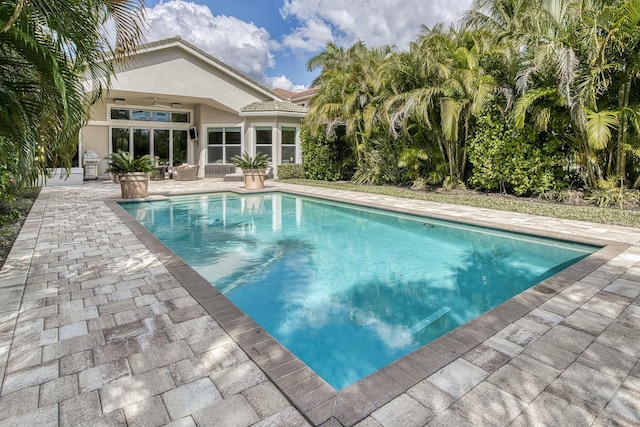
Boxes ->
[111,127,189,167]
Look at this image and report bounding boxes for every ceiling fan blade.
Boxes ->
[150,98,171,108]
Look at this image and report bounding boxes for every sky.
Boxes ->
[135,0,473,91]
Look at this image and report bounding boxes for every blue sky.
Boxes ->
[140,0,473,90]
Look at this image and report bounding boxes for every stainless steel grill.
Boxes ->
[83,150,100,180]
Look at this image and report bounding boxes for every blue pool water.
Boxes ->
[121,192,597,389]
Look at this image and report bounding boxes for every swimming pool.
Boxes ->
[121,192,597,389]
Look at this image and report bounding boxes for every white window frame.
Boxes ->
[255,125,274,163]
[106,103,193,166]
[205,124,243,164]
[279,124,300,165]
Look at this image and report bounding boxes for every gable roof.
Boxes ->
[88,36,304,115]
[145,37,287,101]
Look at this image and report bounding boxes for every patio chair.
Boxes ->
[173,164,200,181]
[265,166,274,179]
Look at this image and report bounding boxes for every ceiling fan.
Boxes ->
[149,97,171,109]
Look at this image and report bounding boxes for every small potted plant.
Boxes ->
[231,151,270,190]
[106,150,156,198]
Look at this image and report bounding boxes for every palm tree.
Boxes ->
[384,25,501,186]
[0,0,146,197]
[305,41,397,183]
[500,0,640,188]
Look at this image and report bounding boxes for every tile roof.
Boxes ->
[240,100,308,115]
[274,87,317,100]
[273,88,297,98]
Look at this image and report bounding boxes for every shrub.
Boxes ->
[300,124,353,181]
[538,189,586,205]
[0,163,17,204]
[277,163,305,179]
[467,107,562,196]
[585,177,640,209]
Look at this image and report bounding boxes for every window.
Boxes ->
[255,126,272,161]
[153,111,170,122]
[111,109,130,120]
[132,110,151,121]
[281,126,297,164]
[207,127,242,163]
[171,112,189,123]
[110,108,190,123]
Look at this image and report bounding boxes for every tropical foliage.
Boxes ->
[106,150,156,175]
[276,163,305,179]
[302,0,640,206]
[300,124,351,180]
[231,152,271,171]
[0,0,145,201]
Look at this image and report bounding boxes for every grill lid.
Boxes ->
[83,150,100,165]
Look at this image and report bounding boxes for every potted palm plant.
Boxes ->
[106,150,156,198]
[231,151,270,190]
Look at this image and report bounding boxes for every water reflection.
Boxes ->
[121,192,596,390]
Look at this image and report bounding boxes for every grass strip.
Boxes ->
[282,179,640,228]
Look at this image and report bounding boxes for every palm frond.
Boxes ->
[512,87,558,128]
[585,108,619,150]
[440,97,463,142]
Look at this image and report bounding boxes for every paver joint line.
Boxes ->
[0,180,638,427]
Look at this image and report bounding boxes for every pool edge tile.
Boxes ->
[108,191,629,427]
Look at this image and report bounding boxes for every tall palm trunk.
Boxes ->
[617,80,631,182]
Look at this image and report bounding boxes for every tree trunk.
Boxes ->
[616,80,631,184]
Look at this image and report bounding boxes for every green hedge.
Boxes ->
[277,163,305,179]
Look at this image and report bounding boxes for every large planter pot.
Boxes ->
[119,172,149,198]
[242,169,265,190]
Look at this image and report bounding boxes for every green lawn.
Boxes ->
[282,179,640,228]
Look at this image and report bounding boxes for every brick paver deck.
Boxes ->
[0,179,639,426]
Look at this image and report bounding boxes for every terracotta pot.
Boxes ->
[243,170,265,190]
[119,172,149,198]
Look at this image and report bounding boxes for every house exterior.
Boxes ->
[273,88,317,108]
[80,36,307,179]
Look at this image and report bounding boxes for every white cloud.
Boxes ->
[281,18,334,52]
[266,75,307,91]
[144,0,275,82]
[103,0,473,90]
[280,0,473,52]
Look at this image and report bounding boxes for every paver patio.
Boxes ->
[0,178,639,426]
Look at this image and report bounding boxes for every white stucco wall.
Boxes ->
[80,38,304,179]
[110,46,269,112]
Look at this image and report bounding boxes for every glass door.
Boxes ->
[154,129,170,164]
[111,128,130,153]
[172,130,188,166]
[133,128,150,158]
[110,127,189,166]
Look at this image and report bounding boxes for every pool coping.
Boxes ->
[107,189,628,426]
